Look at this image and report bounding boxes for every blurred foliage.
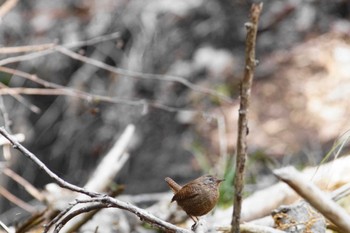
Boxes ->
[211,83,235,104]
[0,72,12,85]
[218,156,235,207]
[191,140,211,172]
[218,150,278,206]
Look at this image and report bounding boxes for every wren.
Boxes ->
[165,175,224,229]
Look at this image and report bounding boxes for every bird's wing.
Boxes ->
[171,184,200,202]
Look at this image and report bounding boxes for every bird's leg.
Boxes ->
[189,215,199,231]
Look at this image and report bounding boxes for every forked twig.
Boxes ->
[0,127,191,233]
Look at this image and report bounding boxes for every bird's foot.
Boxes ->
[191,222,198,231]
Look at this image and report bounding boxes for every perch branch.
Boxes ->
[274,166,350,233]
[0,127,191,233]
[53,203,111,233]
[232,3,263,233]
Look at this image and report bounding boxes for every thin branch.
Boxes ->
[0,31,121,64]
[3,167,45,201]
[232,3,263,233]
[0,67,228,163]
[0,43,56,54]
[0,31,231,103]
[62,186,125,233]
[55,46,232,103]
[0,66,62,89]
[44,204,75,232]
[0,86,149,110]
[0,31,123,55]
[274,166,350,233]
[53,203,111,233]
[0,186,36,213]
[0,82,41,113]
[0,63,230,117]
[0,49,55,66]
[0,85,224,127]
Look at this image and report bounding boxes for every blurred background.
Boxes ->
[0,0,350,227]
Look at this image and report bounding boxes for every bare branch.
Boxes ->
[232,3,263,233]
[0,49,55,66]
[0,31,122,55]
[0,63,230,120]
[53,203,111,233]
[55,46,232,103]
[0,31,231,103]
[0,82,225,128]
[0,82,41,113]
[0,43,56,54]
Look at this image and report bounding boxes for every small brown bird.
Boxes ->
[165,175,224,229]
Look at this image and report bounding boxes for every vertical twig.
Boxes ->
[0,96,11,131]
[231,3,263,233]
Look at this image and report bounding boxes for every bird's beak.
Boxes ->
[217,179,225,183]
